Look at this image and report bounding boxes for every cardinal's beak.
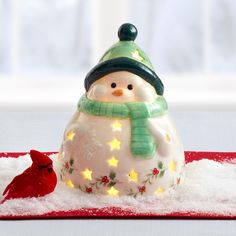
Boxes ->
[112,89,123,96]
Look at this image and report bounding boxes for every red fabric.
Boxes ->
[0,151,236,220]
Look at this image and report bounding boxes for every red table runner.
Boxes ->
[1,151,236,220]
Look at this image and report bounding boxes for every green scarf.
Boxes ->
[78,95,168,159]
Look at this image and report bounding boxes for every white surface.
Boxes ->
[0,111,236,152]
[1,220,235,236]
[1,76,236,112]
[0,111,236,235]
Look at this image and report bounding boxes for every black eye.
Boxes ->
[48,168,53,173]
[111,83,116,88]
[127,84,133,90]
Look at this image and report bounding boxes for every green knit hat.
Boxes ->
[84,23,164,95]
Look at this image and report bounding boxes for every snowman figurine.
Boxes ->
[59,23,185,197]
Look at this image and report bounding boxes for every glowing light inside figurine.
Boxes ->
[81,168,93,180]
[111,120,122,131]
[107,138,121,151]
[128,169,139,183]
[154,187,165,195]
[107,186,119,196]
[59,23,185,197]
[66,130,75,141]
[168,161,177,172]
[66,179,74,188]
[131,50,143,61]
[165,133,171,143]
[107,155,119,167]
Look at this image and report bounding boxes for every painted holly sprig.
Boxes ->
[128,185,146,198]
[142,161,165,185]
[78,185,93,194]
[64,158,75,174]
[60,157,76,180]
[128,161,166,197]
[90,170,119,189]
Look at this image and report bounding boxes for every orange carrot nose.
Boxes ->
[112,89,123,96]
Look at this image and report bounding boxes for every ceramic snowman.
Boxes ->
[59,23,185,197]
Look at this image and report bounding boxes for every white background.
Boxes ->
[0,0,236,111]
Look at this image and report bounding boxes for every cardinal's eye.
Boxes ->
[127,84,133,90]
[111,82,116,88]
[48,168,53,173]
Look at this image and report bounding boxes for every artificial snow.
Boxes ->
[0,154,236,216]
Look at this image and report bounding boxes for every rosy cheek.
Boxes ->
[135,86,157,102]
[87,85,107,99]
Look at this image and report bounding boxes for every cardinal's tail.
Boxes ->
[2,183,11,196]
[0,200,5,204]
[1,187,11,204]
[0,197,7,204]
[0,193,12,204]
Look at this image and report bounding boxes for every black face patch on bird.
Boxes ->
[47,167,53,173]
[38,162,53,170]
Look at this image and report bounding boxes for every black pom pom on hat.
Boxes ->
[118,23,138,41]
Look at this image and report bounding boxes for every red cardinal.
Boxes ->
[1,150,57,204]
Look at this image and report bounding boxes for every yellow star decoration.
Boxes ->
[111,120,122,131]
[107,155,119,167]
[66,179,75,188]
[107,186,119,196]
[168,160,177,172]
[128,169,139,183]
[81,168,93,180]
[66,130,75,141]
[107,138,121,151]
[131,50,143,61]
[154,187,165,195]
[165,133,171,143]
